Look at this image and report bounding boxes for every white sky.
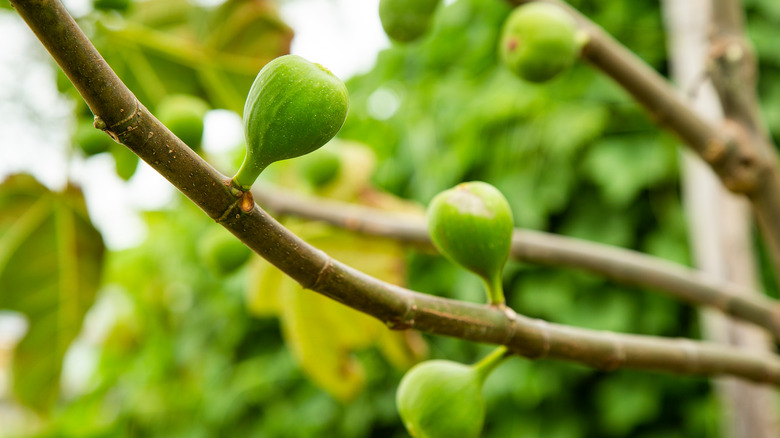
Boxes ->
[0,0,389,250]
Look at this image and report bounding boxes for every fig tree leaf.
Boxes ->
[376,327,428,370]
[88,0,292,112]
[245,255,284,316]
[596,374,661,435]
[558,191,638,248]
[0,174,104,411]
[247,214,426,401]
[641,196,691,266]
[581,135,678,207]
[279,284,366,402]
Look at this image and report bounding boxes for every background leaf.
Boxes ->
[0,174,104,411]
[249,216,427,402]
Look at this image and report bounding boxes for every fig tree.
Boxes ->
[379,0,440,43]
[427,182,513,305]
[500,3,580,83]
[232,55,349,192]
[396,347,509,438]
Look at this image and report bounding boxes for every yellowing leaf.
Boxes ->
[245,188,428,400]
[279,285,365,402]
[377,328,428,370]
[245,256,284,316]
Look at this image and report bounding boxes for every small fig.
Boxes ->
[427,182,513,305]
[198,227,252,277]
[396,347,508,438]
[110,144,139,181]
[500,3,580,83]
[74,119,113,156]
[299,148,341,189]
[94,0,131,12]
[156,94,209,152]
[379,0,440,43]
[232,55,349,192]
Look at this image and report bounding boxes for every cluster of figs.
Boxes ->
[202,1,584,436]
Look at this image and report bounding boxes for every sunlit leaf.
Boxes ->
[279,285,366,402]
[89,0,293,112]
[245,255,284,316]
[0,174,104,411]
[246,186,427,400]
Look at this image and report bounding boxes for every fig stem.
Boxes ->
[483,271,506,306]
[232,158,268,192]
[473,345,510,384]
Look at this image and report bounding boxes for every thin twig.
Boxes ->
[10,0,780,385]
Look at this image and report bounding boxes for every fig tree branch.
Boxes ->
[665,1,779,436]
[12,0,780,385]
[506,0,780,280]
[253,185,780,340]
[707,0,780,285]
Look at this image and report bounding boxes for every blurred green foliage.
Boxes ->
[340,0,771,436]
[33,202,413,437]
[0,175,104,412]
[4,0,780,436]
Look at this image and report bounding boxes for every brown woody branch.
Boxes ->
[707,0,780,284]
[253,185,780,340]
[11,0,780,385]
[506,0,780,281]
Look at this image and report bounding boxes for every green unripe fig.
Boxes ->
[427,182,513,305]
[397,361,484,438]
[500,3,580,83]
[299,148,341,188]
[156,94,209,152]
[379,0,440,43]
[110,144,139,181]
[198,227,252,277]
[232,55,349,192]
[74,119,113,156]
[396,347,508,438]
[94,0,131,12]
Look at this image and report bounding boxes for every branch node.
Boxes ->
[215,201,242,225]
[104,98,142,143]
[526,318,551,359]
[387,292,416,331]
[601,332,626,371]
[93,115,107,130]
[725,43,744,64]
[680,339,701,374]
[702,137,728,164]
[240,191,255,213]
[310,257,333,292]
[501,306,519,350]
[716,120,763,194]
